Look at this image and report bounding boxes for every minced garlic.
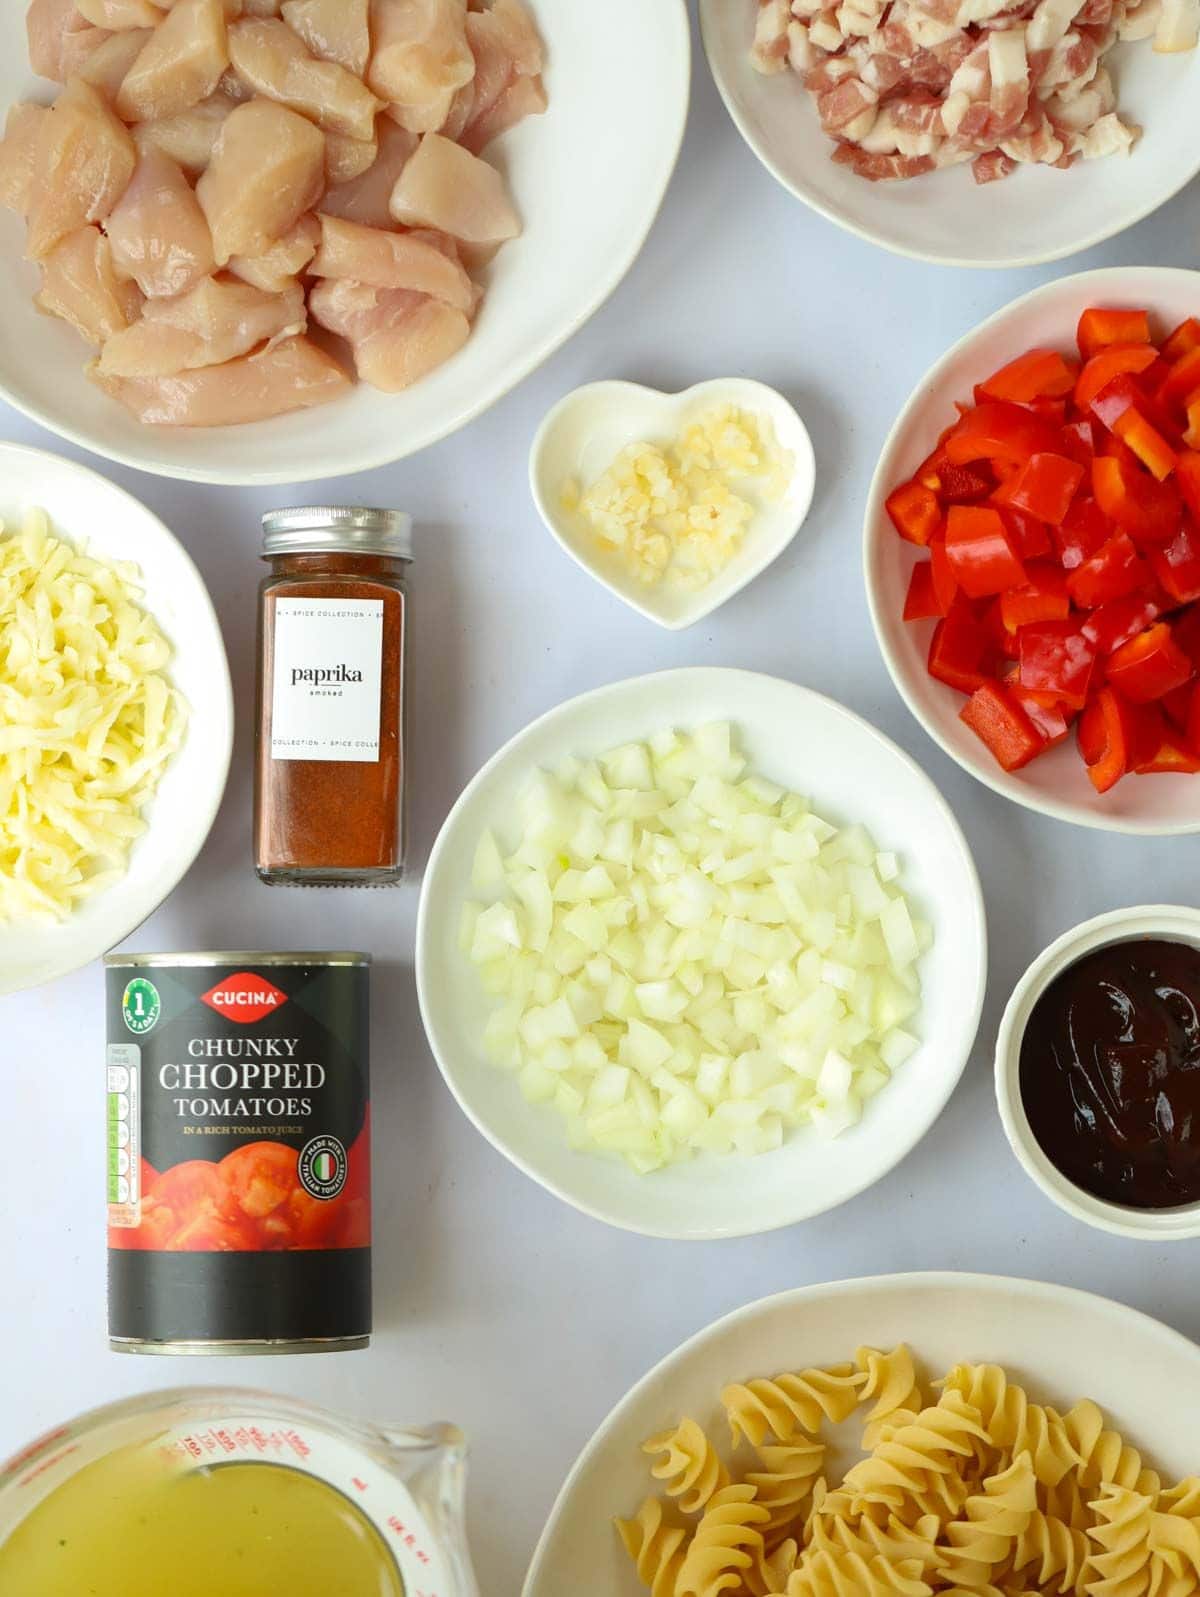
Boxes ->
[561,404,795,589]
[0,508,186,923]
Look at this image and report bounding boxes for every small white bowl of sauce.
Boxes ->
[529,378,815,631]
[995,904,1200,1242]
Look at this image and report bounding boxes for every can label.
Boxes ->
[106,957,370,1349]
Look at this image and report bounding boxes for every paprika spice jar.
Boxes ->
[255,507,410,885]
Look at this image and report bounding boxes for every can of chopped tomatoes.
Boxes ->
[104,951,371,1355]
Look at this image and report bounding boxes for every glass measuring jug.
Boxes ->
[0,1387,478,1597]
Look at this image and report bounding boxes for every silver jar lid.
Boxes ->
[262,506,413,560]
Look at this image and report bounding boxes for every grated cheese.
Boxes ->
[0,508,186,924]
[561,405,795,590]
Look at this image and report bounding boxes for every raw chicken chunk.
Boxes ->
[320,116,416,226]
[35,223,141,341]
[326,131,377,184]
[309,275,469,390]
[388,131,519,243]
[227,17,382,139]
[77,0,165,26]
[280,0,370,75]
[105,142,215,294]
[25,78,136,258]
[28,0,110,81]
[0,104,48,215]
[79,29,154,97]
[116,0,228,121]
[92,332,351,423]
[369,0,474,131]
[227,211,319,288]
[464,70,545,153]
[97,273,306,373]
[196,97,325,263]
[134,87,239,172]
[312,214,475,311]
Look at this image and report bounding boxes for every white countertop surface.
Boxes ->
[3,13,1200,1593]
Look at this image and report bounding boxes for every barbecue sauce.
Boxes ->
[1020,938,1200,1208]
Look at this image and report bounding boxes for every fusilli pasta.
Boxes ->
[614,1349,1194,1597]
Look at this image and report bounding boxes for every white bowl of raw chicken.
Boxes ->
[0,0,691,486]
[700,0,1200,268]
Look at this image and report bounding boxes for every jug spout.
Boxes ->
[373,1420,478,1597]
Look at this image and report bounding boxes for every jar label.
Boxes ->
[269,598,384,763]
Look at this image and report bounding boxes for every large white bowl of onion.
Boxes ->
[415,667,986,1239]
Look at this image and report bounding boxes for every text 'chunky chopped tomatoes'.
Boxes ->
[888,305,1200,794]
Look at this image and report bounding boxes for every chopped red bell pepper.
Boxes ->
[1177,450,1200,524]
[1010,687,1072,747]
[1060,419,1097,469]
[1075,344,1160,411]
[944,505,1027,597]
[1081,592,1164,656]
[886,480,942,546]
[999,507,1053,560]
[1077,308,1151,361]
[959,682,1044,771]
[1106,621,1194,703]
[1163,318,1200,363]
[1067,531,1150,608]
[1113,409,1177,482]
[930,540,958,613]
[1053,497,1111,569]
[1161,680,1195,730]
[1133,732,1200,775]
[903,562,944,621]
[1018,620,1096,710]
[978,348,1077,405]
[1001,452,1084,524]
[1149,519,1200,604]
[1081,687,1154,793]
[928,604,993,694]
[999,563,1070,632]
[887,309,1200,796]
[1173,605,1200,672]
[1162,347,1200,410]
[1092,455,1181,545]
[1077,697,1106,766]
[944,402,1061,469]
[1183,395,1200,452]
[936,462,995,502]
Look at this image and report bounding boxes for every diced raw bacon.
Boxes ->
[972,147,1017,178]
[832,142,936,176]
[888,90,945,128]
[987,27,1030,132]
[753,0,793,69]
[817,75,878,131]
[749,0,1191,183]
[805,55,859,89]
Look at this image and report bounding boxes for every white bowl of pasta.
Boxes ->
[523,1271,1200,1597]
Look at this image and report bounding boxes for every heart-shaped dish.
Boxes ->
[529,379,815,630]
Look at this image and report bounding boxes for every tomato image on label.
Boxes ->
[104,953,372,1352]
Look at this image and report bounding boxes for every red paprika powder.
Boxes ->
[254,508,410,885]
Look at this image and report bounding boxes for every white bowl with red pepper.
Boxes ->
[865,266,1200,835]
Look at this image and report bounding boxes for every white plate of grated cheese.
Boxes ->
[0,443,232,995]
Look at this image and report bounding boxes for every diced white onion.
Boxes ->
[461,727,928,1172]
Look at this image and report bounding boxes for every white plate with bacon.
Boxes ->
[701,0,1200,268]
